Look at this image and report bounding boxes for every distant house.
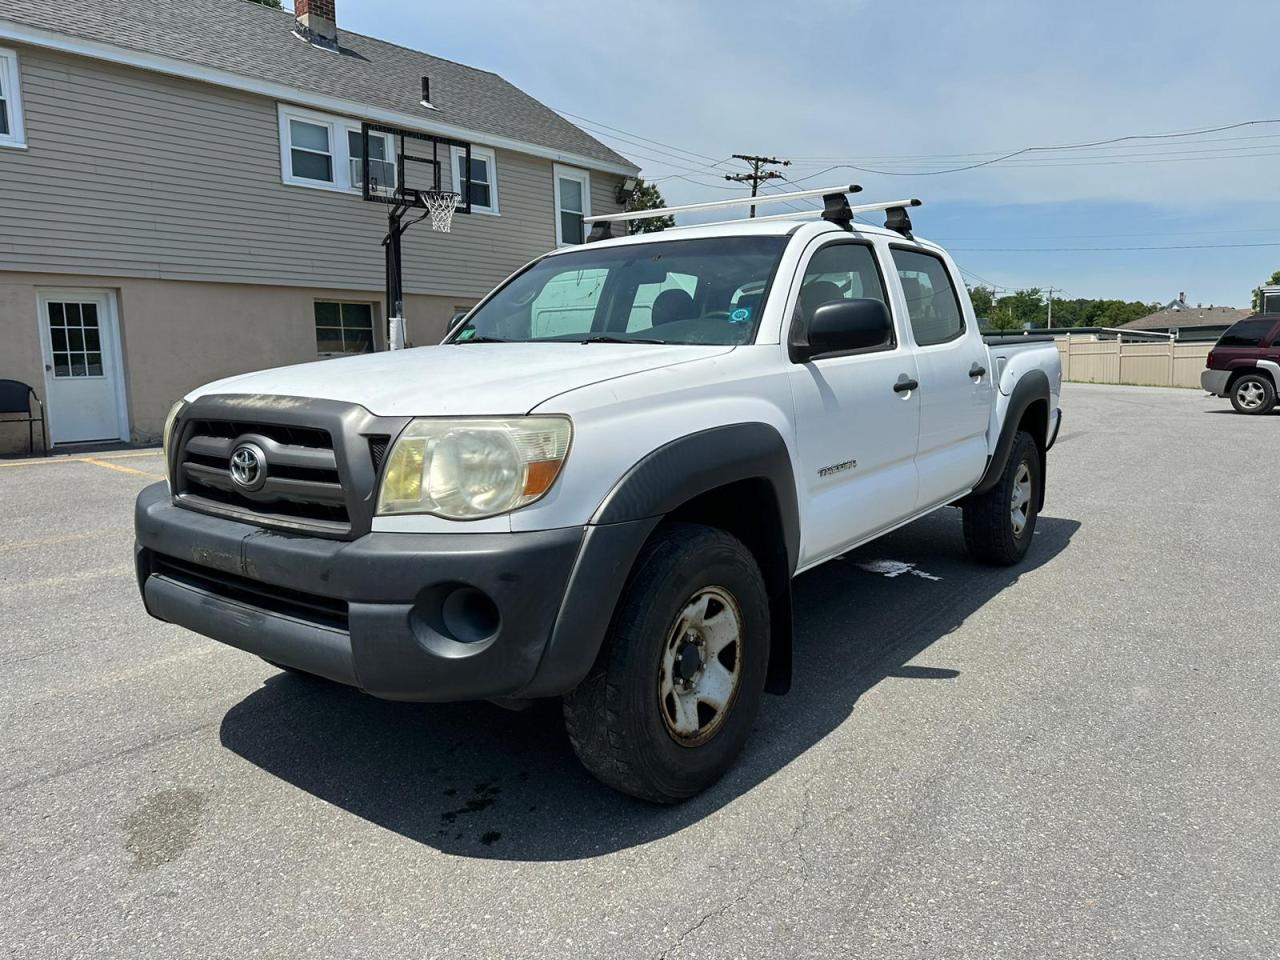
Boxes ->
[1120,293,1251,340]
[0,0,638,452]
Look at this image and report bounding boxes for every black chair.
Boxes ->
[0,380,48,456]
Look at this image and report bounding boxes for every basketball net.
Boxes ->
[422,190,461,233]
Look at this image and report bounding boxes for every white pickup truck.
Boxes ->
[134,190,1062,802]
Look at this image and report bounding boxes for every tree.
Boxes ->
[988,288,1044,331]
[1252,270,1280,311]
[245,0,283,7]
[625,179,675,234]
[967,285,995,321]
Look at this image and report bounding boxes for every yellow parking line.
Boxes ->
[81,457,165,479]
[0,449,161,469]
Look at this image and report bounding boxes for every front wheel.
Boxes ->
[562,523,769,803]
[1229,373,1276,415]
[962,430,1041,565]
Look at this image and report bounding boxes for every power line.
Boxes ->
[949,241,1280,252]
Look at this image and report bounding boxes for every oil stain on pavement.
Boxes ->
[123,787,206,869]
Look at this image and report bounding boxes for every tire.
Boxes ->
[962,430,1040,566]
[562,523,770,803]
[1229,372,1276,415]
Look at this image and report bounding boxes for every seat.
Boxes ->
[0,379,48,456]
[798,280,845,323]
[651,288,696,326]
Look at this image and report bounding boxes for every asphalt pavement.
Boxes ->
[2,382,1277,959]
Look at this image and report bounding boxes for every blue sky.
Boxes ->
[337,0,1279,306]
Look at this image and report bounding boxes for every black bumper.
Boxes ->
[134,483,656,701]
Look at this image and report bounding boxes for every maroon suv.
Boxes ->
[1202,315,1280,414]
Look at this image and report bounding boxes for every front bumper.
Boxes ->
[134,483,655,701]
[1201,369,1230,397]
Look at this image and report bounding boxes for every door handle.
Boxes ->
[893,376,919,394]
[969,363,986,378]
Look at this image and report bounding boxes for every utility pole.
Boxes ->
[1045,287,1058,328]
[724,154,791,217]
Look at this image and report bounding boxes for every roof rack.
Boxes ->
[585,185,922,240]
[677,198,923,230]
[583,183,863,225]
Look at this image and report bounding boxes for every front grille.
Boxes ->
[152,553,349,631]
[177,418,351,533]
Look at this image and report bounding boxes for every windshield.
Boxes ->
[449,236,788,345]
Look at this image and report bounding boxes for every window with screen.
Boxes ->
[792,243,892,350]
[348,129,396,195]
[0,47,25,147]
[891,248,964,346]
[287,118,334,184]
[454,146,497,213]
[1218,317,1277,348]
[554,165,591,245]
[315,302,375,355]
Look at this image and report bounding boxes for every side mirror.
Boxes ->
[793,298,893,362]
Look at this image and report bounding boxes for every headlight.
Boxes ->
[377,417,572,519]
[161,400,187,489]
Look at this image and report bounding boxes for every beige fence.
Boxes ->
[1054,336,1210,389]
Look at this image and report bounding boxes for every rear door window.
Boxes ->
[1218,318,1277,348]
[890,248,964,346]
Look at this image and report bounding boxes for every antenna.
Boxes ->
[584,184,863,225]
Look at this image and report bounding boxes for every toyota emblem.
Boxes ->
[229,442,267,491]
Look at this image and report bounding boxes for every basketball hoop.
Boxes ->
[420,190,461,233]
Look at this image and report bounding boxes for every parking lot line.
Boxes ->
[80,457,165,479]
[0,449,161,469]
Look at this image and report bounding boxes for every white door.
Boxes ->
[37,289,128,445]
[888,247,993,508]
[786,239,921,566]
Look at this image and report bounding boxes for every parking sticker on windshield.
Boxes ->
[730,307,751,323]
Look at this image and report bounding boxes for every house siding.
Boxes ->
[0,45,626,298]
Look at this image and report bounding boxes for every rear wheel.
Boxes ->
[1229,373,1276,415]
[563,523,769,803]
[962,430,1040,566]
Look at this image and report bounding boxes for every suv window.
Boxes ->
[793,243,891,349]
[453,236,787,345]
[1218,317,1277,348]
[890,248,964,346]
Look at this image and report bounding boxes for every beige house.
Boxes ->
[0,0,637,453]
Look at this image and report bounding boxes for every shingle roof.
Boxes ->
[0,0,635,171]
[1121,306,1252,330]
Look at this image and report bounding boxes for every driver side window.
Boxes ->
[792,243,892,349]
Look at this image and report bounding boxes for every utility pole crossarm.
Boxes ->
[722,153,793,218]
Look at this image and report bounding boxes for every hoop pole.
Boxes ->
[385,207,406,350]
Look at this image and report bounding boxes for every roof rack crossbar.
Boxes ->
[668,198,923,229]
[582,183,863,224]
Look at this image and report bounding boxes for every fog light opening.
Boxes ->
[440,586,500,645]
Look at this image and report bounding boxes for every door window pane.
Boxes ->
[560,210,584,245]
[794,243,892,350]
[890,248,964,346]
[556,170,588,245]
[559,178,583,212]
[46,300,106,378]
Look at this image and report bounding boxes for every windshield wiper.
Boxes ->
[577,334,668,345]
[452,335,509,343]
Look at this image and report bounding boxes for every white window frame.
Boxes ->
[0,46,28,150]
[277,104,395,196]
[451,144,499,215]
[553,164,591,246]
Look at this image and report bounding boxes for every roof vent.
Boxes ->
[295,0,339,50]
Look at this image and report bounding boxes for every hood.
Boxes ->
[188,342,735,417]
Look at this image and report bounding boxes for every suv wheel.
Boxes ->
[1230,372,1276,415]
[962,430,1041,565]
[563,523,769,803]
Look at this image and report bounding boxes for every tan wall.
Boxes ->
[1056,336,1211,389]
[0,45,627,298]
[0,271,472,453]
